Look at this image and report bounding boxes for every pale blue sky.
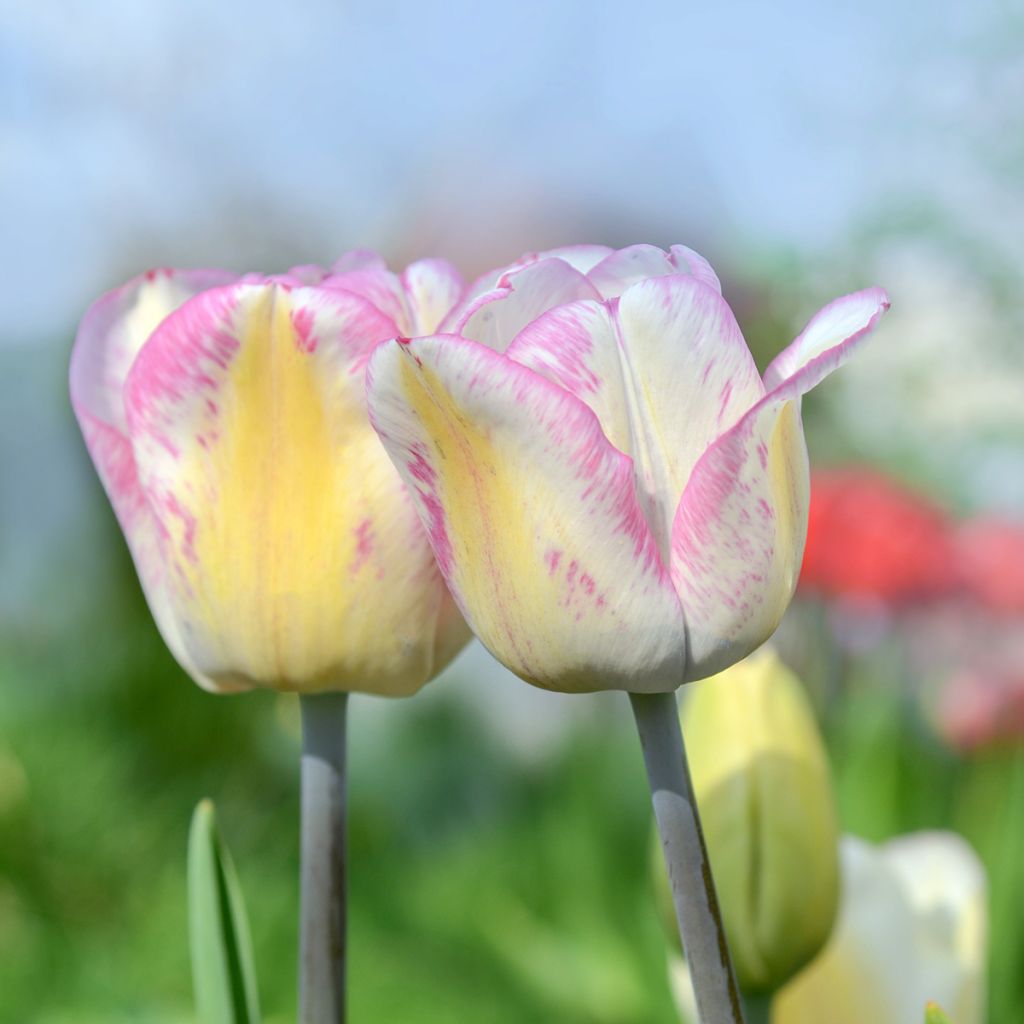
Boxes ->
[2,0,1019,343]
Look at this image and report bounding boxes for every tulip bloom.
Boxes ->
[70,255,469,694]
[367,243,890,690]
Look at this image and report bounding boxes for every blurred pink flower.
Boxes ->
[954,516,1024,615]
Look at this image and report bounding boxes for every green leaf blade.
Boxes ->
[188,799,262,1024]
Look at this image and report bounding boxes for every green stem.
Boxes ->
[299,693,349,1024]
[630,691,746,1024]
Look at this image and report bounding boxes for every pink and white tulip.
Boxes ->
[71,255,469,695]
[367,244,889,691]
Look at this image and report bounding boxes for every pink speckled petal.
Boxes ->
[122,282,465,695]
[69,268,238,690]
[442,257,602,351]
[70,268,237,433]
[506,299,634,456]
[366,333,686,693]
[75,412,223,690]
[763,288,891,393]
[321,266,413,335]
[400,258,467,334]
[611,275,765,548]
[671,288,890,680]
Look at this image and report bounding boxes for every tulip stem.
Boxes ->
[629,691,745,1024]
[299,693,349,1024]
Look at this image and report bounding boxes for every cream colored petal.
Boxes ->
[124,281,466,695]
[366,333,686,693]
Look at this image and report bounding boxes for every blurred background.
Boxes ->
[2,1,1022,1021]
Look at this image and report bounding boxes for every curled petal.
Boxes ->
[671,289,890,679]
[366,334,686,693]
[763,287,891,394]
[124,282,464,694]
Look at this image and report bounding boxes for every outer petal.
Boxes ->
[366,334,686,693]
[70,268,237,691]
[442,257,601,351]
[124,282,467,695]
[399,257,466,334]
[671,289,890,679]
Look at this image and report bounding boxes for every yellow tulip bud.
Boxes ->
[678,647,840,993]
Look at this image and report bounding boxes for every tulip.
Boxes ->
[367,243,889,690]
[668,832,987,1024]
[366,242,889,1023]
[676,648,839,994]
[70,253,471,1024]
[70,257,468,696]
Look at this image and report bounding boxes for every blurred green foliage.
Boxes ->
[1,534,1022,1022]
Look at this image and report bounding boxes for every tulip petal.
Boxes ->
[613,275,765,547]
[535,244,615,273]
[586,243,723,298]
[505,299,634,456]
[400,257,467,334]
[124,282,465,694]
[670,289,890,679]
[322,267,413,334]
[762,287,891,394]
[366,334,686,693]
[70,268,238,690]
[71,268,237,433]
[445,257,602,351]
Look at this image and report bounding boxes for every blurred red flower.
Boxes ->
[800,469,956,606]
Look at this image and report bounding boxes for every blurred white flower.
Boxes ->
[669,830,987,1024]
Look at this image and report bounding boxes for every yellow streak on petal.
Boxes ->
[398,356,602,691]
[177,289,437,693]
